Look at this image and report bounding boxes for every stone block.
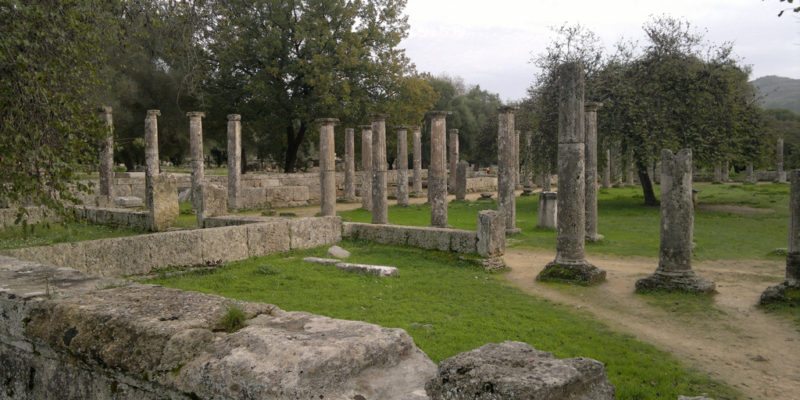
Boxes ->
[303,257,340,266]
[115,196,143,208]
[0,242,86,272]
[537,191,557,229]
[83,236,152,277]
[450,230,478,254]
[477,210,505,258]
[148,174,179,232]
[426,341,615,400]
[266,186,309,207]
[289,216,342,249]
[406,227,451,252]
[199,225,248,263]
[328,245,351,259]
[147,230,203,269]
[197,182,227,227]
[247,221,292,257]
[334,262,398,277]
[347,223,408,245]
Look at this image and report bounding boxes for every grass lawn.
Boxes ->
[145,240,740,399]
[0,221,141,250]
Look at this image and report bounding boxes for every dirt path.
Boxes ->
[503,249,800,399]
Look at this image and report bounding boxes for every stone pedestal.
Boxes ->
[538,62,605,285]
[498,107,518,233]
[448,129,459,194]
[147,174,178,232]
[636,149,715,293]
[537,192,557,229]
[343,128,356,202]
[197,183,227,227]
[371,115,388,224]
[761,169,800,304]
[584,102,603,242]
[428,111,451,227]
[360,125,373,211]
[412,126,423,196]
[187,111,206,213]
[396,126,409,206]
[227,114,242,210]
[317,118,338,217]
[778,138,787,183]
[477,210,505,258]
[98,106,114,200]
[144,110,161,210]
[455,160,468,200]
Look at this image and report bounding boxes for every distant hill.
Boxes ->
[751,75,800,114]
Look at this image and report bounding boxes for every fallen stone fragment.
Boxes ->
[327,245,351,259]
[302,257,340,266]
[335,262,397,277]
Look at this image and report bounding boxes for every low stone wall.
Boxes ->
[0,207,55,230]
[72,206,150,231]
[0,256,435,399]
[465,176,497,193]
[0,217,342,277]
[342,222,477,254]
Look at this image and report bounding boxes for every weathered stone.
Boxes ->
[761,169,800,304]
[303,256,340,265]
[289,216,342,249]
[603,148,612,188]
[448,129,459,194]
[227,114,242,210]
[584,102,604,242]
[344,127,356,202]
[455,160,468,200]
[425,341,615,400]
[317,118,339,217]
[342,222,478,254]
[200,225,248,263]
[777,137,787,183]
[147,174,179,232]
[144,109,160,209]
[334,262,398,277]
[541,171,551,192]
[360,125,373,211]
[412,126,423,195]
[626,151,636,186]
[539,62,605,285]
[115,196,142,208]
[246,221,291,257]
[147,230,204,269]
[328,245,351,259]
[98,106,114,199]
[746,163,756,184]
[187,111,206,212]
[197,182,227,227]
[428,111,452,227]
[406,226,453,252]
[514,130,521,189]
[477,210,505,258]
[636,149,715,294]
[678,396,715,400]
[498,106,518,232]
[396,126,410,206]
[371,115,389,224]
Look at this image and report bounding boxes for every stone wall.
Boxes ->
[0,207,55,230]
[342,222,477,254]
[0,217,342,277]
[465,176,497,193]
[72,206,150,231]
[0,256,435,400]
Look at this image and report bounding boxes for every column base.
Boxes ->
[537,260,606,285]
[479,257,507,271]
[585,233,604,242]
[635,270,716,294]
[505,228,521,235]
[760,281,800,305]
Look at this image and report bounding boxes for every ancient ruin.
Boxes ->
[187,111,206,212]
[584,101,604,242]
[428,111,451,228]
[360,125,373,211]
[370,114,388,224]
[144,109,161,209]
[448,129,459,193]
[343,127,356,202]
[497,106,519,234]
[538,191,557,229]
[317,118,338,217]
[227,114,242,210]
[395,126,410,206]
[98,106,114,204]
[778,137,787,183]
[761,169,800,303]
[412,126,423,196]
[455,160,467,201]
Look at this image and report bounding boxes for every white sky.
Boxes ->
[400,0,800,102]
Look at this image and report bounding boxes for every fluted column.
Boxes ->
[360,125,373,211]
[584,102,603,242]
[497,107,518,233]
[448,129,459,193]
[144,109,161,209]
[343,127,356,202]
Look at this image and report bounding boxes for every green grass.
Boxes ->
[145,240,739,399]
[339,183,789,260]
[0,222,141,250]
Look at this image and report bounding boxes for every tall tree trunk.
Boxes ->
[283,122,307,172]
[636,159,659,206]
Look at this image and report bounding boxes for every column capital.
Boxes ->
[395,126,410,131]
[585,102,603,112]
[497,106,518,113]
[358,125,372,130]
[369,114,389,121]
[427,110,452,118]
[146,109,161,118]
[186,111,206,119]
[227,114,241,121]
[315,118,339,125]
[98,105,112,114]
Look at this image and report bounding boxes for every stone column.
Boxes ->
[371,114,389,224]
[455,160,468,200]
[761,170,800,303]
[343,127,356,202]
[187,111,206,211]
[778,138,787,183]
[538,62,605,285]
[522,131,534,189]
[412,126,423,196]
[428,111,451,227]
[498,106,519,234]
[636,149,715,293]
[584,102,603,242]
[98,106,114,200]
[144,109,161,210]
[537,192,557,229]
[448,129,459,194]
[541,171,551,192]
[317,118,338,217]
[723,161,730,182]
[395,126,409,207]
[746,163,756,184]
[602,148,611,188]
[360,125,373,211]
[515,130,521,189]
[713,165,724,184]
[626,151,636,186]
[227,114,242,210]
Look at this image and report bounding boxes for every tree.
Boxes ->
[0,0,116,222]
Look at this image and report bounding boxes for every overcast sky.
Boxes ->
[399,0,800,102]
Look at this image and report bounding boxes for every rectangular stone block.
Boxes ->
[199,225,248,263]
[477,210,505,257]
[247,221,292,257]
[266,186,309,206]
[0,242,86,272]
[450,230,478,254]
[147,230,203,269]
[289,216,342,249]
[148,174,179,232]
[197,183,227,227]
[83,236,152,277]
[347,223,408,245]
[334,262,398,277]
[406,227,451,252]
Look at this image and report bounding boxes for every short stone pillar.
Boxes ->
[498,106,519,234]
[144,109,161,210]
[187,111,206,212]
[541,171,551,192]
[635,149,715,293]
[602,148,612,188]
[538,62,605,285]
[371,114,389,224]
[455,160,468,200]
[395,126,410,206]
[147,174,179,232]
[343,128,356,202]
[448,129,459,194]
[477,210,506,270]
[428,111,452,227]
[98,106,114,201]
[746,163,756,184]
[777,138,787,183]
[360,125,373,211]
[514,130,521,189]
[761,169,800,303]
[227,114,242,210]
[537,192,557,229]
[584,102,603,242]
[412,126,423,196]
[197,182,227,227]
[317,118,339,217]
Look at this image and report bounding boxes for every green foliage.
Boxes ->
[218,303,247,333]
[0,222,140,250]
[764,108,800,169]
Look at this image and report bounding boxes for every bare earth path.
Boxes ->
[503,249,800,399]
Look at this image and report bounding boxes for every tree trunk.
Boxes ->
[283,122,307,172]
[636,159,659,206]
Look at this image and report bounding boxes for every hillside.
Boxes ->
[751,75,800,114]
